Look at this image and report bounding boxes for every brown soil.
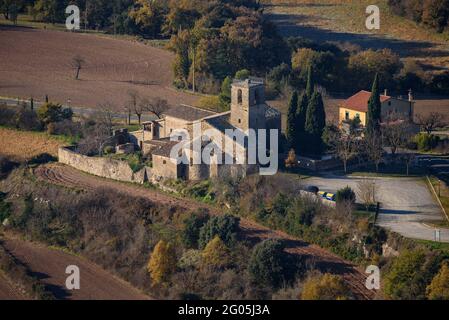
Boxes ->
[0,127,63,162]
[0,26,199,110]
[0,272,27,300]
[1,236,151,300]
[34,163,376,300]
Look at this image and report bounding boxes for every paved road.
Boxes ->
[306,175,449,243]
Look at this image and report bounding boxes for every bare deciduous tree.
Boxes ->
[96,102,115,136]
[357,179,378,211]
[76,122,110,156]
[72,55,85,80]
[399,152,416,176]
[416,112,446,135]
[327,128,359,173]
[127,90,140,124]
[145,97,168,119]
[382,119,413,157]
[364,133,384,172]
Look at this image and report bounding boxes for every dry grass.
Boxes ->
[0,127,64,162]
[264,0,449,72]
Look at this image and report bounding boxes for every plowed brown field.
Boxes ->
[0,26,198,110]
[2,236,151,300]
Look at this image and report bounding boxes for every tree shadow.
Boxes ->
[267,12,448,59]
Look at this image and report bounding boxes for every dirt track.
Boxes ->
[34,163,375,300]
[1,236,150,300]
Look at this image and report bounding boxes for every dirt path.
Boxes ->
[2,236,150,300]
[34,163,376,300]
[0,272,27,300]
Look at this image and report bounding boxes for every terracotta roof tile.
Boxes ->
[341,90,391,113]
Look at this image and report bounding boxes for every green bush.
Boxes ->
[184,181,215,203]
[336,186,356,204]
[37,103,73,127]
[415,133,440,151]
[248,239,288,289]
[182,210,210,249]
[198,214,240,249]
[383,250,443,300]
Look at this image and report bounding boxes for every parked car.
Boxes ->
[318,191,327,198]
[306,186,319,194]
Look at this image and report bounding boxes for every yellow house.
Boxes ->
[339,90,414,126]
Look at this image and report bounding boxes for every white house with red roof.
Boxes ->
[339,90,414,127]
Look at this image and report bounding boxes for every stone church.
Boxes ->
[132,77,281,181]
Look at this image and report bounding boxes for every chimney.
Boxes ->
[384,89,388,96]
[408,89,413,102]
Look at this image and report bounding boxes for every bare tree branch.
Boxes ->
[416,112,446,135]
[72,55,85,80]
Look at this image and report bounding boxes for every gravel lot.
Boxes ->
[306,175,449,242]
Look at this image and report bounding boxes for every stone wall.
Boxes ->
[58,147,151,184]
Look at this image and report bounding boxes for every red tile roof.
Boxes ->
[341,90,391,113]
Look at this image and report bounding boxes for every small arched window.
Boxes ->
[237,89,243,104]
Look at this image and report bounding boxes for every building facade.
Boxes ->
[131,78,282,181]
[339,90,414,127]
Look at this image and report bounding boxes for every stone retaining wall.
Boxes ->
[58,146,152,184]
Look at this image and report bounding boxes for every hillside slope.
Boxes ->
[264,0,449,71]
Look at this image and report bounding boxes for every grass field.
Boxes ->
[0,127,65,162]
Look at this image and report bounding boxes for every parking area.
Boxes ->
[305,175,449,243]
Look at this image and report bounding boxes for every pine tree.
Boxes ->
[305,91,326,155]
[147,240,177,285]
[366,73,382,135]
[286,91,299,149]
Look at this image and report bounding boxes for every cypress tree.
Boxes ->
[286,91,299,149]
[296,92,308,153]
[305,65,314,99]
[305,91,326,156]
[366,73,382,135]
